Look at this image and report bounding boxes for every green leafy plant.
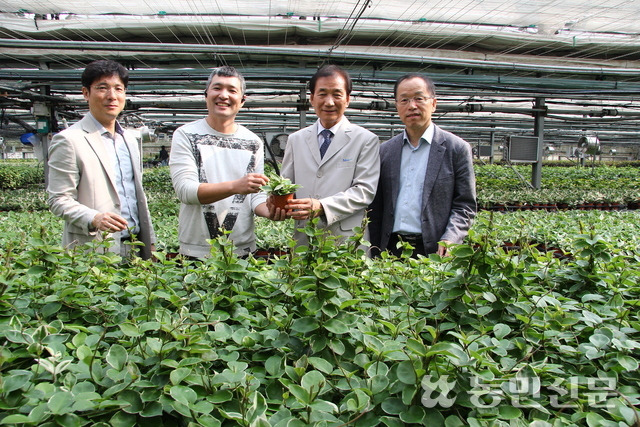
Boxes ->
[0,161,44,190]
[141,165,172,191]
[1,205,640,425]
[260,174,301,195]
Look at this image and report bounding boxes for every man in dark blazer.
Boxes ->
[368,73,476,257]
[47,59,155,259]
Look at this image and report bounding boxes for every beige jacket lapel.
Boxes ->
[80,115,118,191]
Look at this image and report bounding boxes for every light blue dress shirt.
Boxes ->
[88,113,140,238]
[316,118,344,149]
[392,124,435,234]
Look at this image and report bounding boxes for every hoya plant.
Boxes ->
[260,174,301,196]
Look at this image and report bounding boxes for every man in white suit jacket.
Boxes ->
[278,65,380,245]
[47,60,155,259]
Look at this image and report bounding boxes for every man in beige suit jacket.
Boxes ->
[47,60,155,259]
[278,65,380,245]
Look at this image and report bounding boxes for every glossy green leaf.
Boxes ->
[106,344,128,370]
[140,401,163,417]
[170,385,197,405]
[586,412,607,427]
[291,317,320,333]
[0,414,30,424]
[247,391,268,419]
[370,374,390,394]
[310,334,327,352]
[617,355,639,371]
[301,370,326,393]
[54,411,83,426]
[379,416,405,427]
[27,265,47,275]
[2,370,32,393]
[406,338,427,356]
[444,415,466,427]
[366,362,389,378]
[109,411,137,427]
[381,397,406,415]
[47,391,73,415]
[209,389,233,403]
[396,360,417,384]
[119,323,141,337]
[170,367,192,385]
[493,323,511,339]
[589,333,610,348]
[323,318,348,334]
[399,405,425,423]
[139,321,161,332]
[308,356,333,374]
[498,405,522,419]
[265,355,285,376]
[72,392,100,411]
[42,302,62,317]
[287,384,310,404]
[328,338,345,355]
[171,400,192,417]
[191,400,215,414]
[424,410,445,426]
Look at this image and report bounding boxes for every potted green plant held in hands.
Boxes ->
[261,174,301,209]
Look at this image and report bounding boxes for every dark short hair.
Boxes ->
[205,66,246,96]
[81,60,129,89]
[309,65,352,95]
[394,73,436,99]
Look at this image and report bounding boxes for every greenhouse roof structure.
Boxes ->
[1,0,640,150]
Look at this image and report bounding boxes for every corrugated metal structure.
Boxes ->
[1,0,640,157]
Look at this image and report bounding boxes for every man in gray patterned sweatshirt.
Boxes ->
[170,66,274,259]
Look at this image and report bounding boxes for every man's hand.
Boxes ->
[233,173,269,195]
[265,196,289,221]
[92,212,128,233]
[285,198,323,220]
[437,240,452,257]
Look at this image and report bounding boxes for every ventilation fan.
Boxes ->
[577,136,600,156]
[138,126,153,143]
[269,133,288,159]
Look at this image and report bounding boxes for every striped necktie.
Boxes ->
[320,129,333,158]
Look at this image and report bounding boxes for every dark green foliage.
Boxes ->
[2,162,640,210]
[142,166,173,192]
[475,164,640,208]
[0,162,44,190]
[0,214,638,425]
[0,188,48,211]
[0,161,639,425]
